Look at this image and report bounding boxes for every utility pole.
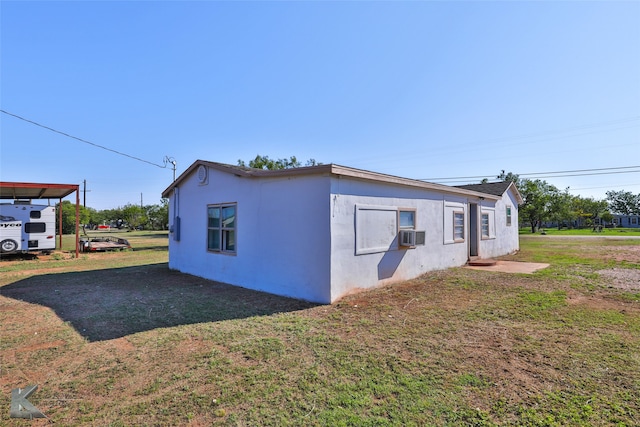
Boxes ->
[82,180,91,207]
[140,193,143,209]
[164,156,177,181]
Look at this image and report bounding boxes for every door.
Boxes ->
[469,203,478,257]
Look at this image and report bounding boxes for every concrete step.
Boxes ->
[467,258,497,267]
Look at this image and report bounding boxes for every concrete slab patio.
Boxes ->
[464,260,550,274]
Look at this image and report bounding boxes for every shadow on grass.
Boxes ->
[0,263,318,342]
[131,246,170,251]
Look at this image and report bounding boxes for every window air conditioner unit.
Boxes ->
[399,230,426,247]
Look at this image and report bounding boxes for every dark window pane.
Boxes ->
[222,206,235,228]
[208,207,220,228]
[25,223,46,233]
[224,230,235,251]
[208,229,220,250]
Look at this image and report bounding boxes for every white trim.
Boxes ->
[355,204,398,255]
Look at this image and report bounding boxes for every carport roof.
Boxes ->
[0,182,79,200]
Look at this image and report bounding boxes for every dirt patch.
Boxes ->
[597,268,640,291]
[109,337,136,352]
[14,340,67,353]
[582,244,640,264]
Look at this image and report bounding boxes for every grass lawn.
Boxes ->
[1,233,639,426]
[520,227,640,236]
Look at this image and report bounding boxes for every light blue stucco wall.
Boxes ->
[328,177,471,302]
[167,167,520,304]
[167,166,333,303]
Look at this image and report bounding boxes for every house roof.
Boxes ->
[162,160,507,201]
[0,182,79,200]
[455,181,524,204]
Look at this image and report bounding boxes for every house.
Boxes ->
[612,214,640,228]
[161,160,523,304]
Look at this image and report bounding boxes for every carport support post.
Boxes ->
[58,197,63,251]
[75,189,79,258]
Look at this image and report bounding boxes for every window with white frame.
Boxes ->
[444,202,465,244]
[632,217,638,225]
[481,207,496,239]
[453,211,465,242]
[399,209,415,229]
[506,206,512,226]
[207,203,236,253]
[481,213,490,238]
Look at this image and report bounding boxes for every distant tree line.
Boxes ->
[237,154,319,170]
[495,171,638,232]
[237,157,640,233]
[57,199,169,234]
[57,154,636,236]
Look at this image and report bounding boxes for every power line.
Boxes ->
[568,183,640,191]
[346,116,640,167]
[1,109,167,169]
[423,165,640,182]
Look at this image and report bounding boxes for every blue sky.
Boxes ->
[1,1,639,210]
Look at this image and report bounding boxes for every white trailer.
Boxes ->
[0,203,56,255]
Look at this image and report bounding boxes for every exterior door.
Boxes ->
[469,203,478,257]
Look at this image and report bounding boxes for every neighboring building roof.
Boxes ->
[455,181,524,204]
[162,160,507,201]
[0,182,79,200]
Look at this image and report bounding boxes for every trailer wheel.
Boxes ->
[0,239,19,253]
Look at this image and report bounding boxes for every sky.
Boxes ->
[1,1,639,211]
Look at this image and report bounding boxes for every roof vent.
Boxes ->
[197,165,208,184]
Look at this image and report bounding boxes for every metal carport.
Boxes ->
[0,182,80,258]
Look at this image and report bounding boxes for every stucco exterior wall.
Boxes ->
[167,167,333,303]
[328,177,470,302]
[165,163,521,304]
[477,189,520,259]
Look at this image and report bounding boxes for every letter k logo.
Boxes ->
[10,385,46,419]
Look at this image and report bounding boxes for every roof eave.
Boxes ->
[161,160,504,201]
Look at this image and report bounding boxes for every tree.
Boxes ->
[145,199,169,230]
[91,207,124,228]
[497,170,521,185]
[519,179,557,233]
[121,204,146,230]
[57,201,91,234]
[571,197,609,228]
[601,211,614,226]
[606,190,640,215]
[547,188,573,229]
[238,155,320,170]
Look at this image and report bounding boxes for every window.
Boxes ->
[506,206,512,226]
[453,212,464,242]
[207,203,236,253]
[444,202,465,244]
[25,222,46,233]
[397,209,424,247]
[481,213,490,238]
[398,210,415,229]
[30,211,41,219]
[632,217,638,225]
